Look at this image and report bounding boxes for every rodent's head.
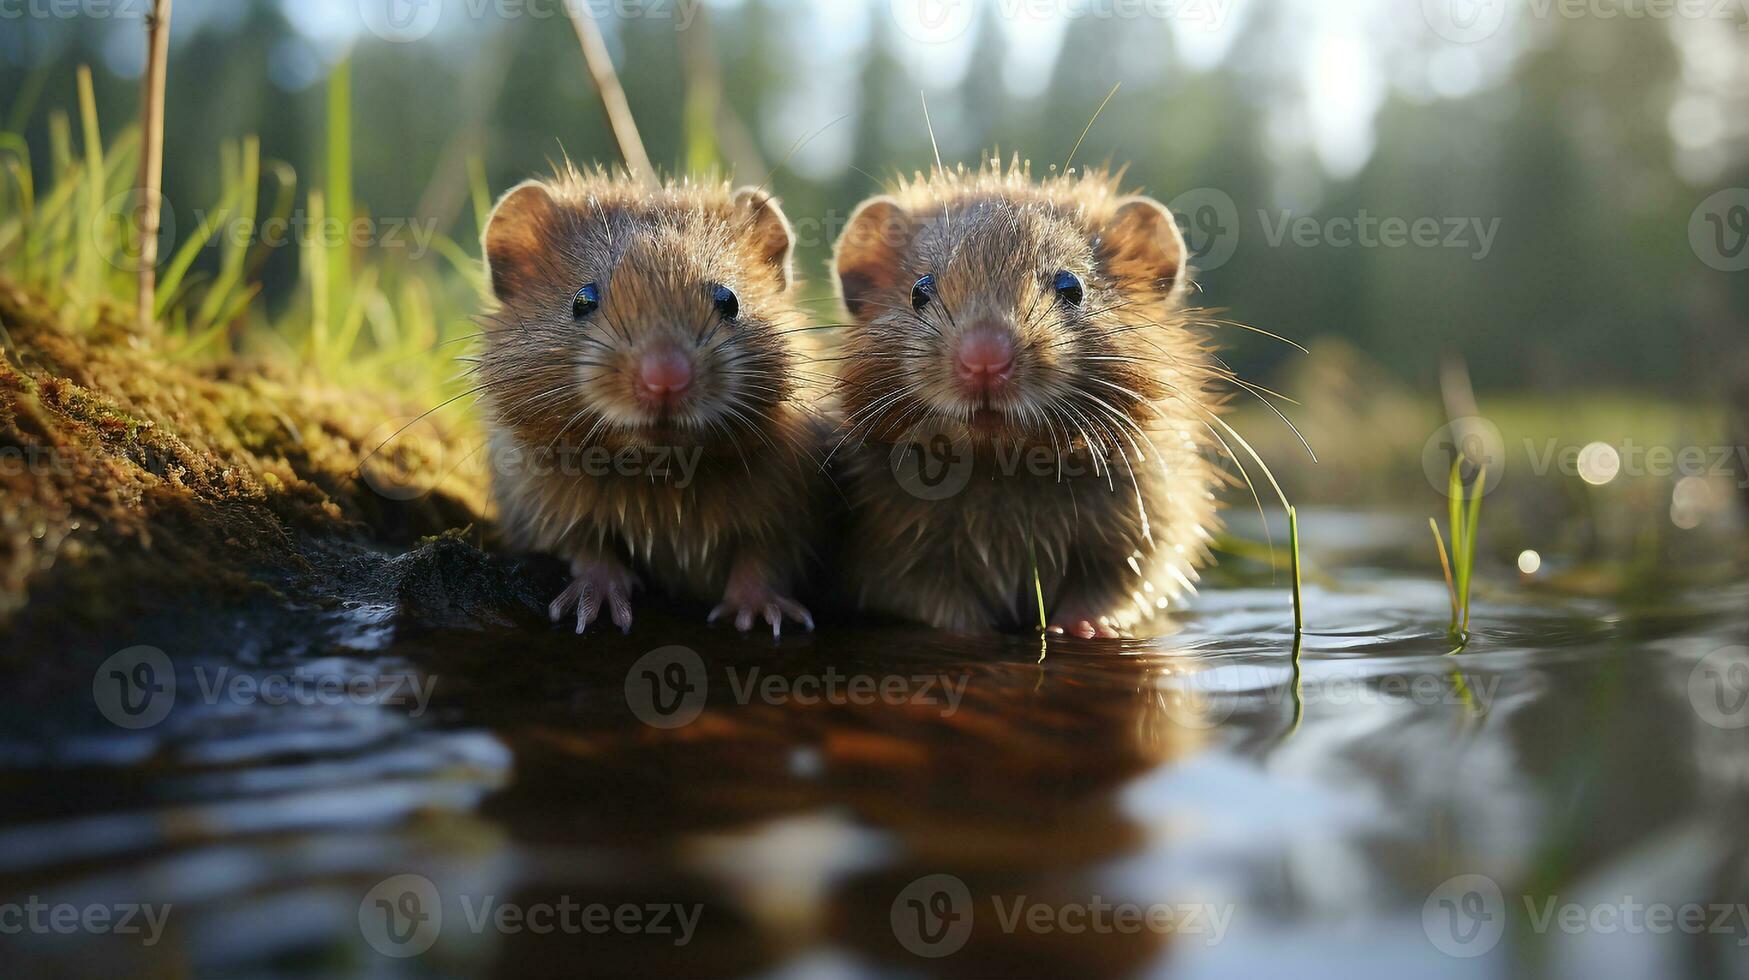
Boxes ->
[833,164,1204,445]
[479,170,804,449]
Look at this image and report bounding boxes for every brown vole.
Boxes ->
[829,162,1224,638]
[479,168,823,637]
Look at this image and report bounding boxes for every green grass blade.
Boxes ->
[468,155,491,239]
[305,189,329,361]
[76,67,104,321]
[1289,505,1304,635]
[1027,529,1048,635]
[1461,464,1486,632]
[157,184,243,318]
[325,59,354,329]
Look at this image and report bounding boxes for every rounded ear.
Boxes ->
[1096,196,1188,300]
[833,196,914,323]
[732,187,796,291]
[483,180,561,303]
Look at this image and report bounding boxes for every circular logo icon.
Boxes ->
[357,416,449,502]
[94,188,177,274]
[1421,0,1513,44]
[93,646,176,730]
[359,873,443,958]
[1689,189,1749,273]
[888,419,975,501]
[359,0,444,43]
[625,646,709,729]
[1168,188,1240,273]
[889,0,976,45]
[1155,666,1250,731]
[1422,874,1506,958]
[1689,646,1749,730]
[1422,416,1506,497]
[891,874,974,958]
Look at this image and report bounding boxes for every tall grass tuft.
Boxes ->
[2,69,481,430]
[1430,458,1486,648]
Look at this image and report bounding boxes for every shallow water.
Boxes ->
[3,510,1748,979]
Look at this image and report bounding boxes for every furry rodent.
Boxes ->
[479,168,824,637]
[828,162,1224,637]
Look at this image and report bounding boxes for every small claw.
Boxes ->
[764,603,783,639]
[771,597,813,632]
[707,604,725,626]
[609,587,633,634]
[578,588,604,633]
[735,607,755,633]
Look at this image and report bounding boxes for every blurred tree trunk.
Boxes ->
[136,0,172,333]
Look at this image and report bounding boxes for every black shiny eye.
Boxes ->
[572,283,599,320]
[1053,270,1084,306]
[912,274,936,311]
[712,283,739,321]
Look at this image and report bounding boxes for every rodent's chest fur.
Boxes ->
[491,426,818,594]
[837,442,1168,629]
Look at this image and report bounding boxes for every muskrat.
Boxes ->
[828,162,1225,637]
[478,168,824,637]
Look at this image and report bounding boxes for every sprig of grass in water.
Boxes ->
[1288,505,1304,637]
[1430,458,1487,649]
[1027,529,1048,636]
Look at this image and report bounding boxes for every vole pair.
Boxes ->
[477,163,1221,639]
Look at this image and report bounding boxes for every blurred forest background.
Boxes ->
[3,0,1748,468]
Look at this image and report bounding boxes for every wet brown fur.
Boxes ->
[829,161,1225,633]
[478,167,824,618]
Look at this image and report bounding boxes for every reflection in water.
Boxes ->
[2,521,1748,978]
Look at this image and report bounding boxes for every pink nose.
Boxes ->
[638,347,693,404]
[954,327,1016,395]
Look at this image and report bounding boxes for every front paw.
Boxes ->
[1047,607,1129,640]
[550,561,639,635]
[708,584,814,639]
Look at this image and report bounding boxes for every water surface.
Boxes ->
[3,510,1747,979]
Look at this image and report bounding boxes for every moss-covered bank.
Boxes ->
[0,279,555,653]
